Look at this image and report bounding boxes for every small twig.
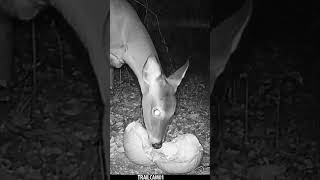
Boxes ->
[31,20,37,121]
[16,95,32,113]
[143,0,149,23]
[51,20,64,79]
[276,87,280,148]
[98,139,105,180]
[131,0,167,47]
[244,75,248,144]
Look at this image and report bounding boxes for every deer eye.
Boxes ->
[152,107,161,117]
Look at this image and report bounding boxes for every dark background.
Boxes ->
[212,0,320,179]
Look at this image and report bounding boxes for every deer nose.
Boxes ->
[152,142,162,149]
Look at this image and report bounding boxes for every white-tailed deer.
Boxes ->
[110,0,189,149]
[210,0,252,94]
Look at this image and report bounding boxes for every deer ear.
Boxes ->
[142,56,162,85]
[167,60,189,92]
[210,0,252,94]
